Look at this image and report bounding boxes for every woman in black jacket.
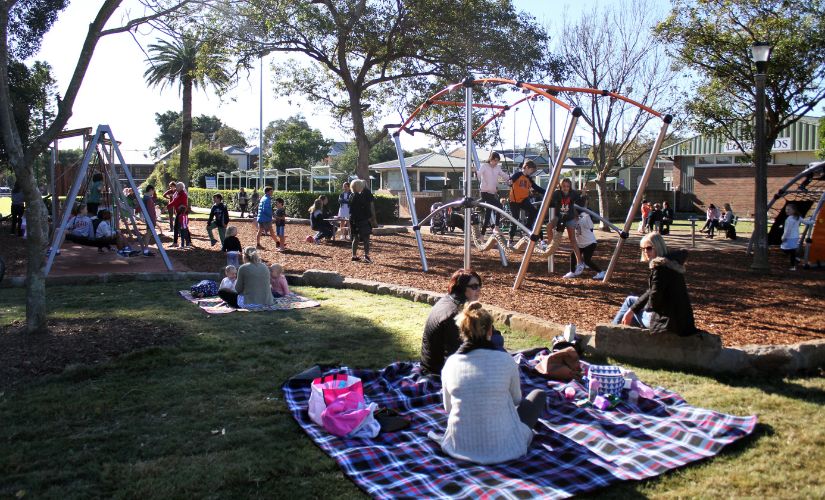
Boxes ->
[420,269,504,379]
[612,232,696,336]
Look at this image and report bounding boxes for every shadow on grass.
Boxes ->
[0,281,423,498]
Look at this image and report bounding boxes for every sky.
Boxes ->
[33,0,672,158]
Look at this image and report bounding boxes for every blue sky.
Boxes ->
[34,0,671,156]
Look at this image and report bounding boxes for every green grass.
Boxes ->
[1,283,823,498]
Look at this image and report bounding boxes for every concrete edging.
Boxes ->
[6,268,821,375]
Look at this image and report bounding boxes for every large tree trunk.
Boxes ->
[348,90,371,181]
[179,75,193,185]
[595,174,611,232]
[18,167,49,333]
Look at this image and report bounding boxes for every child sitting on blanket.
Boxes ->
[270,263,290,298]
[220,265,237,292]
[429,302,545,465]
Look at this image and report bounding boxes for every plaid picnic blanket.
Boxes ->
[282,357,757,499]
[178,290,320,314]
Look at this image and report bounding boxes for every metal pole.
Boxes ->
[49,143,57,238]
[258,55,264,189]
[549,102,556,164]
[513,107,582,290]
[603,115,673,282]
[463,79,474,269]
[751,70,770,270]
[393,133,428,271]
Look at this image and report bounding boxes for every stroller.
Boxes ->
[430,202,448,234]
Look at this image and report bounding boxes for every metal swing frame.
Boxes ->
[45,125,173,275]
[390,77,671,289]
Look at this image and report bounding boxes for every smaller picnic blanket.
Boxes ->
[178,290,320,314]
[282,357,757,499]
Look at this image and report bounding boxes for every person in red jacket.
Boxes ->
[166,182,189,247]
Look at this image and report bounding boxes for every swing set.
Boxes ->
[44,125,173,275]
[388,77,672,289]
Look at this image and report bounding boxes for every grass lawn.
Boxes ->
[1,282,823,498]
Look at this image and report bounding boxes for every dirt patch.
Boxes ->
[3,219,823,347]
[0,318,183,390]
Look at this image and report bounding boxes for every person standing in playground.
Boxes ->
[236,187,249,218]
[338,181,352,240]
[273,197,287,251]
[249,189,260,219]
[85,173,104,217]
[477,152,509,235]
[781,203,803,271]
[9,182,24,236]
[545,178,586,276]
[162,181,177,231]
[166,182,189,247]
[207,193,230,247]
[140,185,158,256]
[256,187,278,249]
[508,160,544,246]
[564,197,605,280]
[349,178,377,263]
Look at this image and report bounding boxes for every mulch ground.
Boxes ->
[0,318,183,390]
[2,219,824,350]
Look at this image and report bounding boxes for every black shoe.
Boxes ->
[363,256,372,264]
[351,256,360,261]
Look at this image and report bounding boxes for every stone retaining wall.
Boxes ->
[5,268,821,375]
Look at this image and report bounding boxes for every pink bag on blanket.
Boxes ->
[321,390,380,438]
[308,374,365,426]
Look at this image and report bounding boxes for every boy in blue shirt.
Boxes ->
[256,187,278,248]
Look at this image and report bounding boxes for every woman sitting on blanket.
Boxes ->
[612,232,697,336]
[218,246,274,309]
[429,302,546,465]
[420,269,504,380]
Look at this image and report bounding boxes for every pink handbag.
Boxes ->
[308,374,365,427]
[320,390,380,438]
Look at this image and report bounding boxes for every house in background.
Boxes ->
[223,145,260,171]
[659,116,820,216]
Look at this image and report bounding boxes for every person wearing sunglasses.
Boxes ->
[420,269,505,380]
[612,232,697,336]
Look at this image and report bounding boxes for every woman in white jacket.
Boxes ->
[430,301,545,464]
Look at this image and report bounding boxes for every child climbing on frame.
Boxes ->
[508,160,545,246]
[563,197,606,280]
[477,152,509,235]
[545,178,586,277]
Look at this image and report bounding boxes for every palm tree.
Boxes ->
[144,34,231,185]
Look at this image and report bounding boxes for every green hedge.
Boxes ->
[187,188,399,223]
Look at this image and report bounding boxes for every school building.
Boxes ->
[660,116,821,217]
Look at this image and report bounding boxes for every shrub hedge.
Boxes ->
[187,188,399,223]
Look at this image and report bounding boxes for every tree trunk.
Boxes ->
[348,91,371,181]
[595,174,611,232]
[19,168,49,333]
[179,75,193,185]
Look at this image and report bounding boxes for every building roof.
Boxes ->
[659,116,821,157]
[117,149,155,166]
[563,157,593,167]
[369,153,465,170]
[327,141,349,156]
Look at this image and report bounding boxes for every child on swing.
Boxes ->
[545,178,586,277]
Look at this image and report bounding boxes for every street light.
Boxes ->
[751,41,771,271]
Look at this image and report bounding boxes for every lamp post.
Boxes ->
[751,41,771,271]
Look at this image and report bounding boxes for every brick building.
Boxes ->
[660,116,821,216]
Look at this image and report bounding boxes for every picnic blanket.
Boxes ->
[178,290,320,314]
[282,357,757,499]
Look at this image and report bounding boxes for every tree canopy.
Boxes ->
[152,111,233,154]
[331,133,404,173]
[655,0,825,154]
[212,0,560,179]
[265,116,330,171]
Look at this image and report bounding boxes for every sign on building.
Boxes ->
[205,176,217,189]
[723,136,793,154]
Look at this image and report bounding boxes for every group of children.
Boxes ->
[217,261,290,300]
[638,200,675,235]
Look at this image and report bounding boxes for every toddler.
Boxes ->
[270,263,290,298]
[177,205,192,248]
[223,225,242,266]
[220,265,237,292]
